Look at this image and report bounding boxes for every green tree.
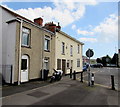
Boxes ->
[111,53,118,66]
[96,58,102,63]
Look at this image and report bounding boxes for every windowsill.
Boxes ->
[44,50,50,52]
[62,53,65,55]
[21,45,31,48]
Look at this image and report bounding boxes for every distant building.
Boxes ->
[82,56,89,65]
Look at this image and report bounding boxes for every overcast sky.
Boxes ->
[1,0,119,59]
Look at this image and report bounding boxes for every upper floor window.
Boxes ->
[44,36,50,51]
[70,45,73,56]
[22,27,30,47]
[78,44,80,54]
[62,42,65,54]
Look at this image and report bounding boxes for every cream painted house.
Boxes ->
[55,31,84,74]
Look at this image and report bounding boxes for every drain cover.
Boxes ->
[27,91,49,98]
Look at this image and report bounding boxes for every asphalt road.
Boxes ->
[83,67,119,90]
[2,67,119,106]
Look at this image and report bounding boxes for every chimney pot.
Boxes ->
[34,17,43,26]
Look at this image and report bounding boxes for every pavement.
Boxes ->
[1,73,119,106]
[2,79,51,97]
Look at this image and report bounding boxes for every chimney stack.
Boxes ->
[44,22,61,33]
[34,17,43,26]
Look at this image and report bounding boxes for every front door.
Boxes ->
[21,55,29,82]
[62,59,66,75]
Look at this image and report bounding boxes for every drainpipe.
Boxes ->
[41,30,44,80]
[18,19,23,85]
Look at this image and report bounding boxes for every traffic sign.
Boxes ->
[86,49,94,58]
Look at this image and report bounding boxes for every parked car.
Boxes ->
[91,63,103,68]
[83,64,89,72]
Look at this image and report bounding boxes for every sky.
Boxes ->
[1,0,119,59]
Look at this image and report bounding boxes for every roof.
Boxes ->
[58,31,84,45]
[1,5,84,45]
[0,5,54,35]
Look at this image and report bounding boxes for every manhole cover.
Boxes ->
[27,91,49,98]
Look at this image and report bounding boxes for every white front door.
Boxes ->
[21,55,29,82]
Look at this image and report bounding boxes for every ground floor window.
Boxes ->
[77,59,80,67]
[44,58,49,70]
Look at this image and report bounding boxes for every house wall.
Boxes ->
[43,31,55,76]
[15,21,55,82]
[55,32,83,74]
[1,6,16,83]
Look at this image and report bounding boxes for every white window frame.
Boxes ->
[22,27,30,47]
[44,36,50,51]
[44,58,49,70]
[62,42,65,54]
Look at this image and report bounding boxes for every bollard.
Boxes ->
[70,68,72,78]
[73,70,76,80]
[91,73,94,86]
[111,75,115,90]
[80,72,83,82]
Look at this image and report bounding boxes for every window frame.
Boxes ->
[44,35,50,51]
[78,44,80,54]
[77,59,80,67]
[44,58,49,70]
[22,27,30,47]
[67,60,70,68]
[62,42,65,55]
[70,45,73,56]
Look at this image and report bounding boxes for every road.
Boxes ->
[2,67,120,106]
[83,67,119,90]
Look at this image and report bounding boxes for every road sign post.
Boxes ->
[86,49,94,86]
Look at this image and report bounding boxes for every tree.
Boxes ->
[96,58,102,63]
[111,53,118,66]
[102,57,107,67]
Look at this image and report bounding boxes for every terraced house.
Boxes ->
[1,6,55,85]
[1,5,84,85]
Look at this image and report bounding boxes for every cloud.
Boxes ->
[13,1,98,27]
[77,29,94,35]
[93,14,118,43]
[71,24,76,30]
[79,37,97,43]
[77,13,118,43]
